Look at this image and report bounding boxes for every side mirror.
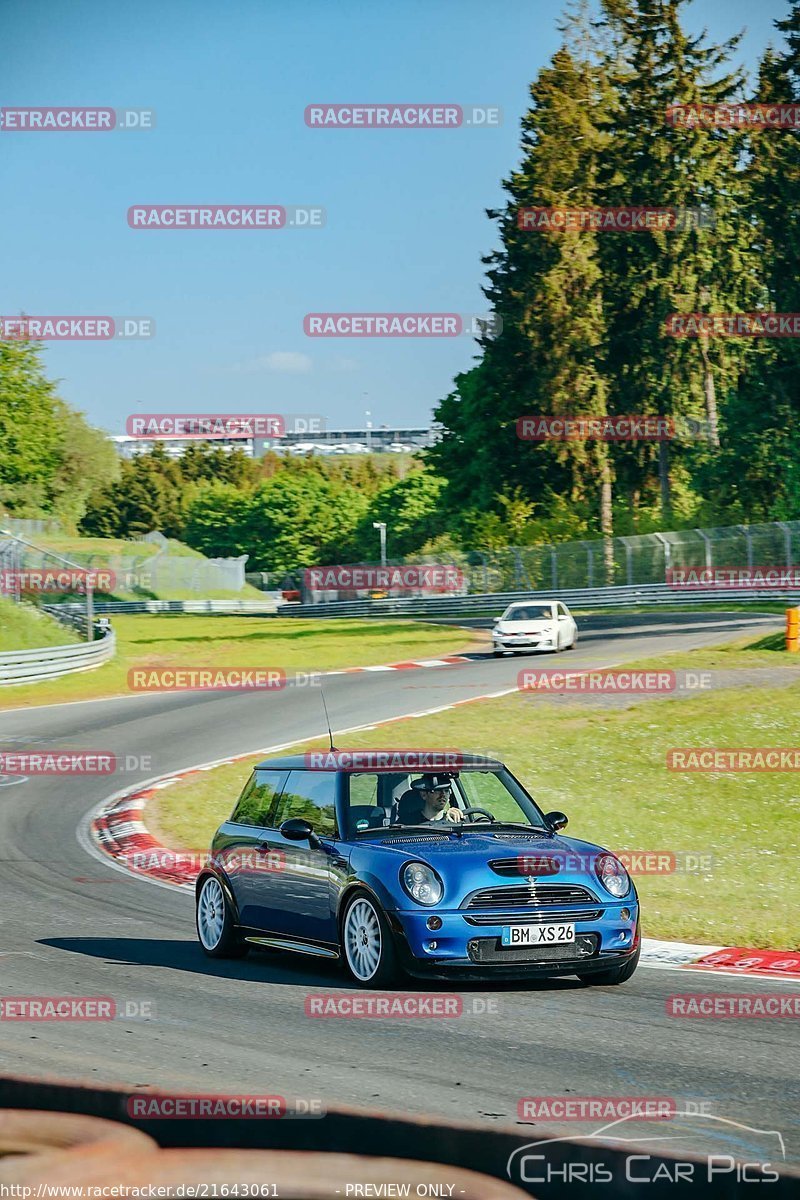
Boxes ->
[492,617,500,626]
[545,810,568,832]
[280,817,317,844]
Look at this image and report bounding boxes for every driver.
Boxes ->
[399,774,463,825]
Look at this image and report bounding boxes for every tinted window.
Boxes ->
[273,771,337,837]
[230,770,288,827]
[504,605,553,622]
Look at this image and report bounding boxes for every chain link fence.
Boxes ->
[299,520,800,600]
[0,528,248,600]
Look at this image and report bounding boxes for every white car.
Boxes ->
[491,600,577,656]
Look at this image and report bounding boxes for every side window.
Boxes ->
[349,773,378,806]
[230,770,288,827]
[345,773,382,836]
[273,771,337,838]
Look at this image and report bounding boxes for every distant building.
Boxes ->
[110,427,436,460]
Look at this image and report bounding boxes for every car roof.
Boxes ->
[253,752,504,772]
[505,599,556,608]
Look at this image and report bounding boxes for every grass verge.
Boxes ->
[0,599,74,652]
[0,615,480,710]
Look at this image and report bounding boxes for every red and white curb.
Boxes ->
[83,767,800,983]
[324,655,472,674]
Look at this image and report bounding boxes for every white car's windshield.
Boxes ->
[502,605,554,622]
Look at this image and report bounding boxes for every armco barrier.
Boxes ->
[1,1074,797,1198]
[45,598,278,616]
[281,582,799,619]
[0,628,115,685]
[45,583,793,622]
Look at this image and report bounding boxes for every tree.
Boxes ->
[599,0,758,522]
[709,5,800,519]
[432,20,617,563]
[0,339,118,524]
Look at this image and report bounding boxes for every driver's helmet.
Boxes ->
[410,773,453,794]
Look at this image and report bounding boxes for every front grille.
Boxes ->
[489,857,560,876]
[468,934,599,964]
[464,882,597,909]
[464,908,603,926]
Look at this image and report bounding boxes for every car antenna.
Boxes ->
[319,679,337,752]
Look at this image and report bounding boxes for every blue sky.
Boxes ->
[0,0,789,435]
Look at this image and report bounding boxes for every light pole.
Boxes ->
[365,407,373,452]
[373,521,387,567]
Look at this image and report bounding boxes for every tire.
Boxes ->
[196,875,248,959]
[341,890,399,986]
[578,945,640,986]
[493,649,504,658]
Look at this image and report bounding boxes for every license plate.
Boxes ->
[501,923,575,947]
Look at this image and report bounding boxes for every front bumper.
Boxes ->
[390,903,639,979]
[493,634,554,651]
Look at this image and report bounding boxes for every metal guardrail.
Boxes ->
[280,582,800,618]
[45,599,278,616]
[45,584,795,622]
[0,629,116,686]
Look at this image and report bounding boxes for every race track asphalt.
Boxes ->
[0,611,798,1164]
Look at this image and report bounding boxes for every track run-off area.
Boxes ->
[0,611,798,1164]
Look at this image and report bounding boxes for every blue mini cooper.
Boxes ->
[195,753,640,986]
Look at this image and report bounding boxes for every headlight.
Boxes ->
[401,862,443,906]
[595,853,631,898]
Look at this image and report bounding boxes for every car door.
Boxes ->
[556,601,574,648]
[249,769,339,945]
[218,769,288,926]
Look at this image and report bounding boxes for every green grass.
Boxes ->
[150,635,800,950]
[0,599,75,652]
[0,615,479,710]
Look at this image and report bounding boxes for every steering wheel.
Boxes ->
[460,806,496,824]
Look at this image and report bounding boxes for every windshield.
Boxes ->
[502,605,553,622]
[348,768,548,834]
